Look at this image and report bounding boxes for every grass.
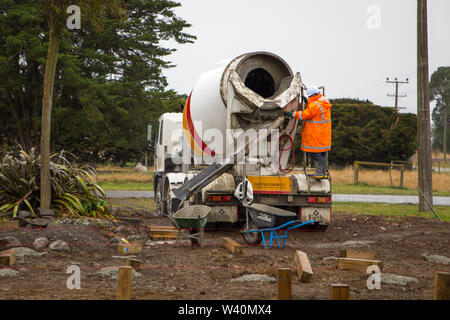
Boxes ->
[99,181,153,191]
[109,197,156,211]
[332,183,450,196]
[97,164,450,197]
[95,165,154,190]
[333,202,450,222]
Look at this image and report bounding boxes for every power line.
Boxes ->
[386,77,410,111]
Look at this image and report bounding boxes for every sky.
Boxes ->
[162,0,450,115]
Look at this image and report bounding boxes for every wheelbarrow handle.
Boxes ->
[286,220,316,230]
[167,215,180,230]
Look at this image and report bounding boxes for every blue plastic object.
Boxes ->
[244,220,316,248]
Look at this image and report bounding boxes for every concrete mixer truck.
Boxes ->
[152,52,331,241]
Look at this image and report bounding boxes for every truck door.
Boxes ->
[154,119,164,172]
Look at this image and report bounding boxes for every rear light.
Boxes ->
[206,195,233,202]
[307,197,316,203]
[317,197,326,203]
[327,197,332,203]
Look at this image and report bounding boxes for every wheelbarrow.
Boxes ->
[241,203,317,248]
[168,205,210,247]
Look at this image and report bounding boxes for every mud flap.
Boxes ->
[300,207,331,224]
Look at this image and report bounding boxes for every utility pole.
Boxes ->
[318,86,326,96]
[417,0,433,212]
[386,78,409,112]
[443,107,447,163]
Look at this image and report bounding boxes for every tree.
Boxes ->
[430,66,450,157]
[37,0,125,208]
[293,98,417,167]
[0,0,195,165]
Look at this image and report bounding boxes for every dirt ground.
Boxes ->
[0,200,449,300]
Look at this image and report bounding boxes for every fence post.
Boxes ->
[399,165,404,188]
[353,163,359,184]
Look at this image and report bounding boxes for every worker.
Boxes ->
[285,86,332,179]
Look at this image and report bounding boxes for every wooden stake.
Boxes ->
[339,249,377,260]
[221,237,242,254]
[277,268,292,300]
[294,250,313,283]
[329,283,350,300]
[117,243,142,255]
[0,249,16,266]
[433,271,450,300]
[126,258,141,271]
[117,266,132,300]
[337,258,383,272]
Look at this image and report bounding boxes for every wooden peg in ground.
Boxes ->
[277,268,292,300]
[337,257,383,272]
[339,249,377,260]
[294,250,313,283]
[329,283,350,300]
[117,266,132,300]
[0,248,16,266]
[221,237,243,254]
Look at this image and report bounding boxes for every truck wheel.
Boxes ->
[162,180,173,216]
[242,222,262,245]
[155,181,163,217]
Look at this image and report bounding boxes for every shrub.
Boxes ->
[0,147,112,219]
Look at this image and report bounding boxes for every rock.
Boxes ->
[33,237,49,251]
[0,236,21,248]
[49,240,70,252]
[128,235,145,242]
[18,211,32,218]
[134,163,148,173]
[381,273,419,286]
[110,236,127,244]
[38,208,55,217]
[10,216,30,227]
[422,254,450,265]
[0,269,19,277]
[231,274,276,283]
[96,266,142,280]
[30,219,49,229]
[14,247,47,258]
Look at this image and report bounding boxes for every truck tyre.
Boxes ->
[162,179,172,216]
[155,180,163,217]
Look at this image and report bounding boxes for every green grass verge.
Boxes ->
[333,183,450,196]
[100,182,154,191]
[333,202,450,222]
[109,197,156,211]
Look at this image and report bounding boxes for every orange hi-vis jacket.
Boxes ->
[293,93,332,153]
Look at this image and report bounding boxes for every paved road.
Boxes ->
[105,190,450,206]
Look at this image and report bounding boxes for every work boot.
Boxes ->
[313,157,327,180]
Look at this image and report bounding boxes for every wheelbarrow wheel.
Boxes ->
[242,221,262,245]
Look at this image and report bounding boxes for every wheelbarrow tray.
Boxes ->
[171,205,210,229]
[244,203,296,229]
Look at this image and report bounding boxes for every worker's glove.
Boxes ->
[284,111,293,119]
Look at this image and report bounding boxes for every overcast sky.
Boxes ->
[163,0,450,115]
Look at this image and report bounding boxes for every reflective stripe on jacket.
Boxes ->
[293,93,332,153]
